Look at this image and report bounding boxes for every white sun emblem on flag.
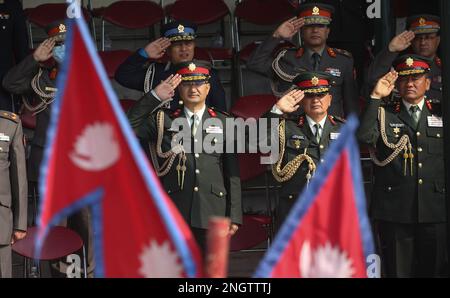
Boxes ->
[70,122,120,171]
[139,240,184,278]
[299,241,355,278]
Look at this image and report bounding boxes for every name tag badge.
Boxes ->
[290,135,305,140]
[325,68,341,77]
[330,132,340,140]
[427,115,443,127]
[0,134,10,142]
[389,123,405,128]
[206,126,223,134]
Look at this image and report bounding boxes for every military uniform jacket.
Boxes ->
[114,51,227,111]
[2,54,57,182]
[0,110,27,245]
[247,36,359,117]
[0,0,28,82]
[264,110,344,199]
[357,98,445,224]
[367,47,442,102]
[127,92,242,229]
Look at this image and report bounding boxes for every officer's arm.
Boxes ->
[12,0,29,63]
[10,120,28,232]
[367,47,399,90]
[114,50,150,91]
[206,69,227,111]
[2,55,40,95]
[127,91,165,129]
[223,148,243,226]
[356,97,382,146]
[246,36,283,76]
[343,57,359,116]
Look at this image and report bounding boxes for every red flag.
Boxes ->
[36,16,202,277]
[254,116,375,278]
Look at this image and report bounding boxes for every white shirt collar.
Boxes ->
[306,114,327,132]
[402,98,425,112]
[184,105,206,125]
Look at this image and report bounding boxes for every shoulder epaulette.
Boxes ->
[297,115,305,127]
[296,47,305,58]
[332,48,353,58]
[329,115,346,125]
[208,107,230,117]
[435,56,441,68]
[327,47,336,58]
[0,111,19,123]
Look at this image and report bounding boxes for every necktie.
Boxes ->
[312,52,321,71]
[409,105,420,128]
[191,114,198,136]
[314,123,321,143]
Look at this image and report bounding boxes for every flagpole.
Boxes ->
[439,0,450,276]
[205,217,231,278]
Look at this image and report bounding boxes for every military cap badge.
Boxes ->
[406,57,414,67]
[311,76,319,86]
[188,63,196,72]
[177,24,185,33]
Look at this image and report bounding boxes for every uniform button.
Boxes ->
[418,163,423,169]
[437,134,441,138]
[418,179,423,185]
[288,195,293,199]
[194,139,198,143]
[195,169,200,174]
[195,153,199,158]
[416,132,421,137]
[387,187,392,191]
[320,159,324,163]
[194,187,199,192]
[319,145,324,149]
[0,147,3,152]
[417,147,423,152]
[219,192,223,197]
[179,100,183,105]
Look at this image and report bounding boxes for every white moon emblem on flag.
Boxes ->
[139,240,184,278]
[70,122,120,171]
[299,241,355,278]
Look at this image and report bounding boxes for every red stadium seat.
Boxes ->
[230,94,277,119]
[166,0,234,64]
[98,50,133,79]
[12,226,87,278]
[98,1,164,50]
[234,0,296,96]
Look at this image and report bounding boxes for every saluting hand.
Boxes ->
[273,17,305,40]
[388,30,415,53]
[144,37,171,60]
[276,89,305,113]
[371,70,398,99]
[154,74,182,101]
[33,37,56,62]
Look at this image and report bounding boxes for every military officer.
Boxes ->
[115,20,227,112]
[127,60,242,251]
[367,15,442,102]
[0,0,28,112]
[358,55,448,277]
[0,110,27,278]
[247,2,358,117]
[2,21,95,277]
[264,72,345,230]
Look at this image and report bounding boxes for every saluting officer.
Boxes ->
[247,2,358,117]
[358,55,448,277]
[115,20,227,112]
[127,60,242,251]
[2,20,95,277]
[367,15,442,102]
[0,110,27,278]
[264,72,345,229]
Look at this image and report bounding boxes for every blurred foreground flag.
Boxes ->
[36,16,202,277]
[254,116,375,278]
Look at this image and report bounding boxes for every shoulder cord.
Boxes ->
[148,110,187,189]
[144,63,156,94]
[24,69,56,115]
[272,49,297,82]
[368,106,414,176]
[272,119,316,185]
